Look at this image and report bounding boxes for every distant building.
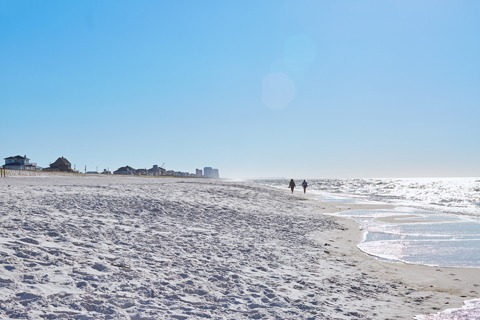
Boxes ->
[135,168,148,175]
[3,155,37,170]
[48,156,72,172]
[203,167,220,179]
[196,169,202,177]
[204,167,213,178]
[101,169,111,174]
[113,166,136,175]
[148,165,166,176]
[165,170,191,177]
[164,170,176,176]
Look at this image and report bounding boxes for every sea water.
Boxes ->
[254,178,480,320]
[254,177,480,267]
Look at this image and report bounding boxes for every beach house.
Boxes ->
[113,166,136,175]
[48,157,72,172]
[135,168,148,175]
[148,165,165,176]
[3,155,37,170]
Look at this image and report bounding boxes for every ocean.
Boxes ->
[253,177,480,320]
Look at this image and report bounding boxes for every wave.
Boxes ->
[253,177,480,217]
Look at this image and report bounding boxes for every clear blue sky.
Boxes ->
[1,0,479,178]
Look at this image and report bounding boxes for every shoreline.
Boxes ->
[295,189,480,319]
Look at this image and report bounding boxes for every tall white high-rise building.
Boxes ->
[204,167,213,178]
[203,167,219,178]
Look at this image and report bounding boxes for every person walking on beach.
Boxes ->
[302,180,308,194]
[289,179,295,193]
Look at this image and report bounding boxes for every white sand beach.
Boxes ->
[0,175,478,319]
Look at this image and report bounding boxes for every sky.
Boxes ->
[1,0,479,179]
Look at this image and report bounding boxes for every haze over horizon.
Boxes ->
[1,1,479,179]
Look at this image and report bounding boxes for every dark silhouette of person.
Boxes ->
[289,179,295,193]
[302,180,308,193]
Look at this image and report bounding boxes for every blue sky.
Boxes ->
[1,0,479,178]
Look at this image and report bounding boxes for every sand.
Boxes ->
[0,174,478,319]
